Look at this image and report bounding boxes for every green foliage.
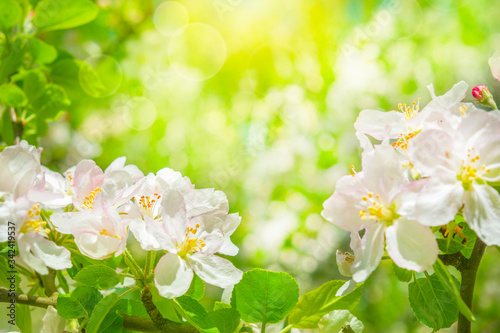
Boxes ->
[74,264,126,290]
[231,268,299,325]
[173,295,219,333]
[0,83,28,107]
[16,303,32,333]
[86,293,121,333]
[0,0,21,31]
[57,285,103,319]
[208,308,241,333]
[408,273,459,331]
[288,280,364,329]
[433,259,475,322]
[392,262,412,283]
[33,0,98,31]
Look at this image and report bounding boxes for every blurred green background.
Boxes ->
[27,0,500,331]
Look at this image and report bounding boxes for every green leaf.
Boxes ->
[29,38,57,64]
[318,310,364,333]
[86,293,121,333]
[115,298,149,318]
[16,303,32,333]
[213,301,232,311]
[0,84,28,107]
[459,222,477,259]
[231,268,299,325]
[433,259,475,322]
[209,308,240,333]
[186,274,205,301]
[392,262,412,283]
[0,0,21,31]
[57,286,103,319]
[288,280,364,329]
[173,295,219,333]
[32,0,98,32]
[23,69,47,104]
[408,273,459,331]
[74,264,124,290]
[1,108,15,145]
[0,36,27,82]
[32,83,70,120]
[56,270,70,294]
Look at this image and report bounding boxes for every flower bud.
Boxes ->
[472,84,498,110]
[336,250,355,277]
[472,84,488,101]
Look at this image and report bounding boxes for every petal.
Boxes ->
[351,222,385,283]
[354,109,406,141]
[161,189,188,242]
[42,306,66,333]
[187,252,243,288]
[129,217,176,252]
[335,279,357,297]
[463,184,500,246]
[154,253,193,299]
[406,129,462,177]
[386,218,438,272]
[489,52,500,82]
[398,178,464,227]
[321,175,367,232]
[17,234,49,275]
[29,233,72,271]
[185,188,229,218]
[75,232,121,260]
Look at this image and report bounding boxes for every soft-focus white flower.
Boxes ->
[0,196,71,275]
[336,250,355,277]
[0,140,42,199]
[488,51,500,82]
[144,189,242,298]
[402,109,500,245]
[51,195,128,260]
[41,306,66,333]
[322,145,438,282]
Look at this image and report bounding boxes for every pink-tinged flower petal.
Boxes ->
[154,253,193,299]
[72,160,105,209]
[351,222,385,283]
[386,217,438,272]
[399,178,464,227]
[50,211,90,234]
[361,145,406,203]
[488,53,500,82]
[354,109,406,141]
[129,216,176,252]
[463,184,500,246]
[322,189,366,232]
[187,252,243,288]
[406,129,462,177]
[161,189,188,242]
[0,141,41,199]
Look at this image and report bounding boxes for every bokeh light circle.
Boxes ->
[168,23,227,81]
[153,1,189,37]
[123,97,157,130]
[79,55,123,98]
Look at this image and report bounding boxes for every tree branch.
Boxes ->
[0,287,160,332]
[141,285,198,333]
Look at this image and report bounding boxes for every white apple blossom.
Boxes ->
[140,188,242,298]
[401,109,500,246]
[322,145,438,282]
[0,140,42,199]
[0,196,71,275]
[354,81,474,152]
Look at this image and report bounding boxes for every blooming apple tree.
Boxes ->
[322,56,500,332]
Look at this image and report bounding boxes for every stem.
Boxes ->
[457,238,486,333]
[124,248,146,286]
[144,250,156,277]
[140,285,197,333]
[278,324,293,333]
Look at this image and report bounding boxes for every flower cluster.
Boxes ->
[0,142,242,298]
[322,81,500,284]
